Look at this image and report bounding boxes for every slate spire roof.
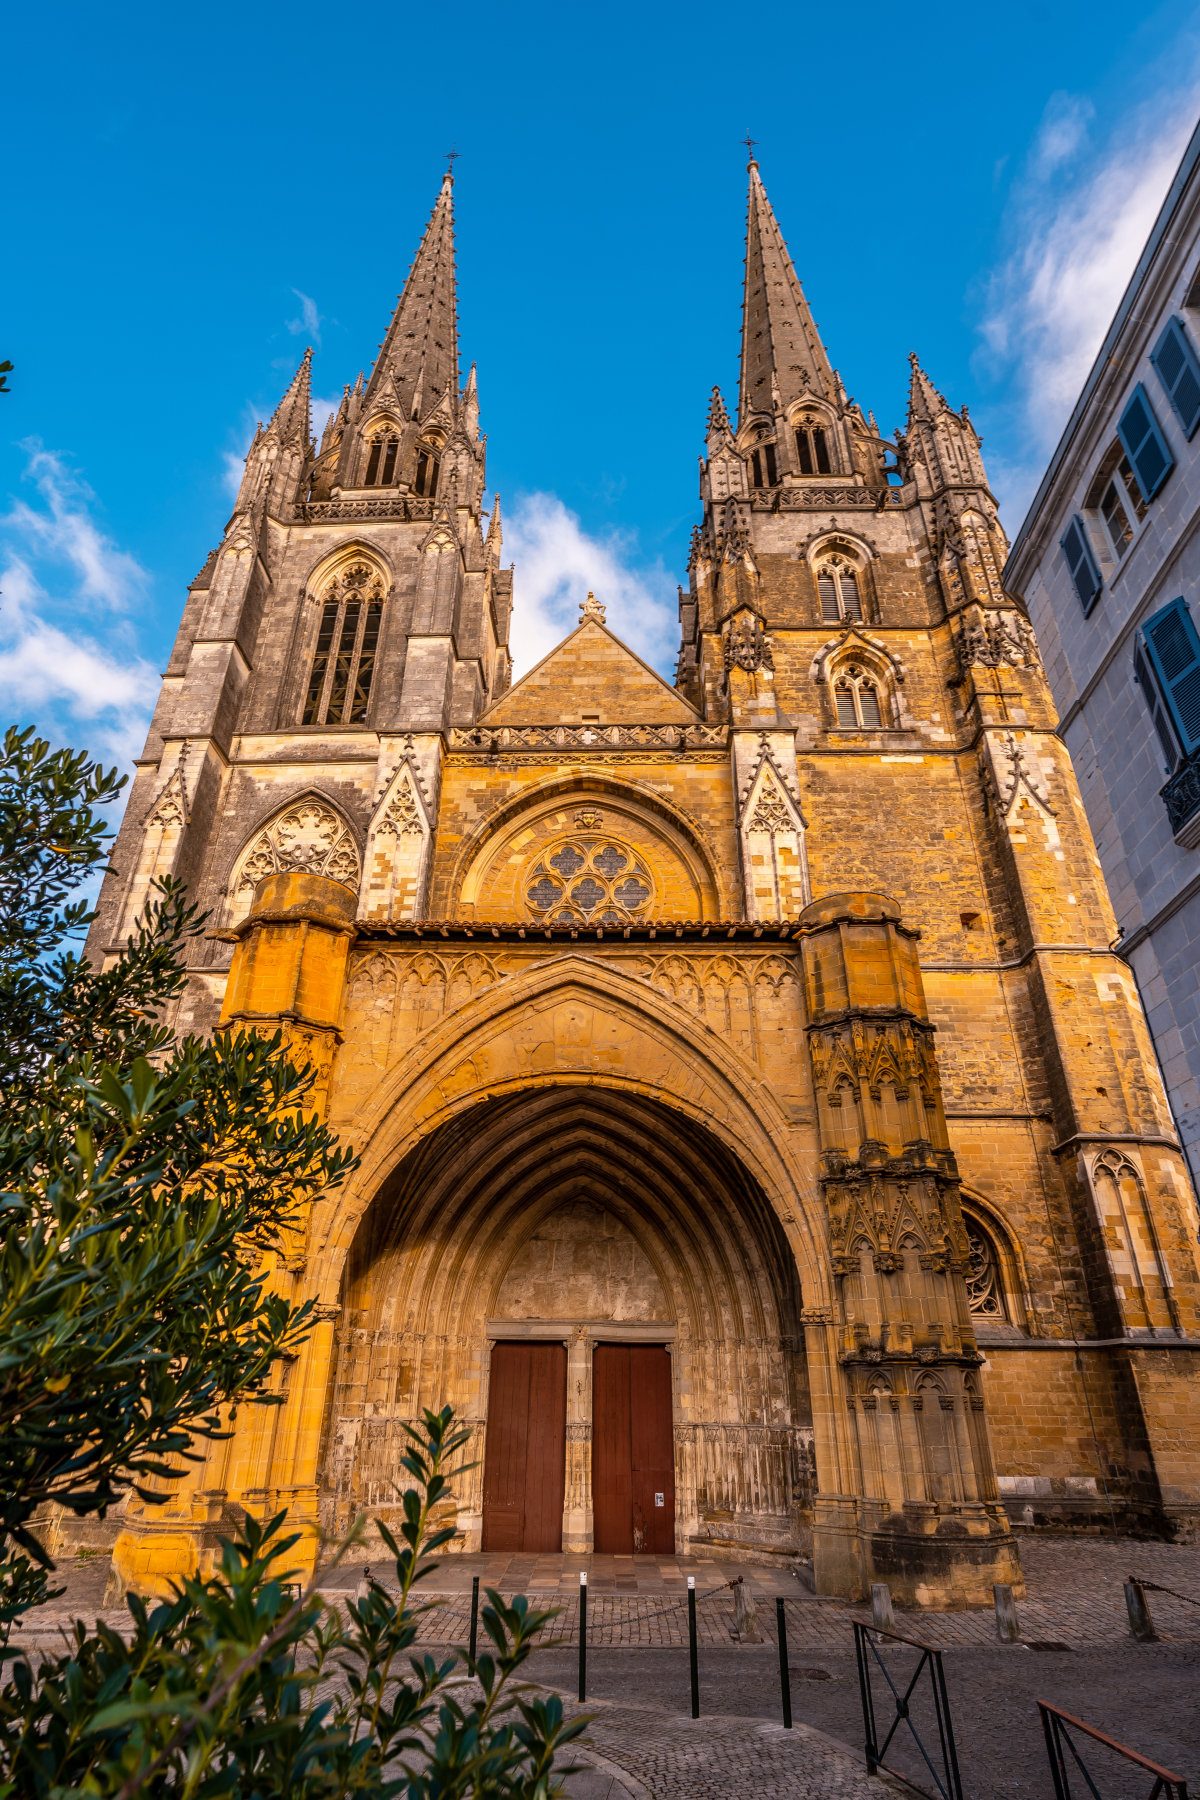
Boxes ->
[365,171,459,422]
[738,159,836,422]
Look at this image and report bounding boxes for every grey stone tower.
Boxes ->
[89,170,511,1030]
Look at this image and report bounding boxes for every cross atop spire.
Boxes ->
[364,171,459,424]
[738,162,835,424]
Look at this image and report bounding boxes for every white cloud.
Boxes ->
[0,444,158,773]
[312,393,341,441]
[977,80,1200,522]
[222,449,247,499]
[286,288,323,348]
[501,492,679,680]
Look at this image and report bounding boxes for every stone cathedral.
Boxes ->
[87,161,1200,1609]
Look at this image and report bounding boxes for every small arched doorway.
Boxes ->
[320,1086,812,1560]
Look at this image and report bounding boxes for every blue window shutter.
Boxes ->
[1134,638,1180,771]
[1151,317,1200,438]
[1117,384,1175,498]
[1060,515,1102,614]
[1143,597,1200,754]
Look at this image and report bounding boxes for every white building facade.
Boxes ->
[1006,117,1200,1198]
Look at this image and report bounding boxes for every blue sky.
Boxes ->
[4,0,1200,778]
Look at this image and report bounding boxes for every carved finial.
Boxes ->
[579,590,606,623]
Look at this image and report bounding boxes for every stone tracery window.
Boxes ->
[750,437,778,488]
[413,441,440,498]
[233,798,361,910]
[833,663,883,728]
[817,556,863,623]
[364,427,400,487]
[963,1216,1006,1319]
[302,562,385,726]
[795,414,833,474]
[524,836,655,925]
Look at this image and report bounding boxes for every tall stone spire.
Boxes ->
[906,352,950,425]
[365,171,459,422]
[738,159,836,422]
[265,347,312,449]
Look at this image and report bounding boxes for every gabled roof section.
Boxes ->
[365,171,459,422]
[480,618,701,726]
[739,160,836,422]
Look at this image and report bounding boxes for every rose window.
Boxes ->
[524,837,655,924]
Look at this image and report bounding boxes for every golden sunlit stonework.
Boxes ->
[83,162,1200,1611]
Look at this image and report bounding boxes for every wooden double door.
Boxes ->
[480,1339,675,1556]
[481,1343,567,1553]
[592,1344,675,1555]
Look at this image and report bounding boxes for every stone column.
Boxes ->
[796,891,1023,1607]
[562,1327,594,1553]
[106,871,356,1599]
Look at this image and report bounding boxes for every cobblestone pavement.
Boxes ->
[10,1536,1200,1796]
[551,1700,896,1800]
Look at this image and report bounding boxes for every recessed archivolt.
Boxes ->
[806,532,873,569]
[451,775,723,920]
[301,540,393,595]
[339,1087,798,1353]
[316,957,826,1302]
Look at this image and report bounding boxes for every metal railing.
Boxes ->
[852,1619,963,1800]
[1039,1703,1188,1799]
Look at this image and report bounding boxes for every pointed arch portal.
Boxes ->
[321,1085,812,1558]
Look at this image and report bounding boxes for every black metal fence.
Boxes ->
[851,1619,963,1800]
[1039,1702,1189,1799]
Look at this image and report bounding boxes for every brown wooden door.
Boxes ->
[481,1342,566,1553]
[592,1344,674,1554]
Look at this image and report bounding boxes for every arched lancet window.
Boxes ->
[817,557,863,623]
[749,435,778,489]
[833,663,883,728]
[413,441,441,498]
[524,835,656,925]
[364,426,400,488]
[963,1215,1007,1321]
[795,414,833,475]
[302,562,385,726]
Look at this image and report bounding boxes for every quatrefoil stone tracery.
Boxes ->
[523,836,655,925]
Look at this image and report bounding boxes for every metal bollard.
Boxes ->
[993,1582,1020,1643]
[776,1596,792,1730]
[687,1576,700,1718]
[871,1583,895,1636]
[579,1570,588,1701]
[1124,1577,1157,1642]
[469,1574,479,1665]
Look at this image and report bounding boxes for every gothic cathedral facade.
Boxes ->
[88,163,1200,1607]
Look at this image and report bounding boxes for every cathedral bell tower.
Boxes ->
[91,168,513,1033]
